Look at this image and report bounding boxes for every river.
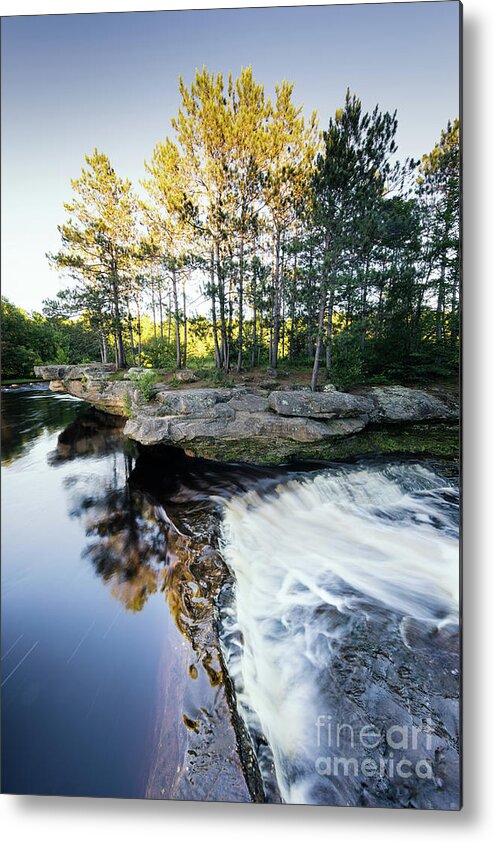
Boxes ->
[1,386,460,808]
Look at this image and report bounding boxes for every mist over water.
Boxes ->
[218,463,460,808]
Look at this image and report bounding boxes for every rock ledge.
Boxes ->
[35,364,458,461]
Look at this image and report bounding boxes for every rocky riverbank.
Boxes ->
[34,364,459,463]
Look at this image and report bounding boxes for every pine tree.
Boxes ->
[49,150,137,368]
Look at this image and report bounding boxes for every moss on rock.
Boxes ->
[183,423,459,465]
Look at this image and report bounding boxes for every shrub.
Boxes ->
[129,369,159,401]
[330,331,364,388]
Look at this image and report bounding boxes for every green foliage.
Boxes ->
[1,297,100,379]
[129,369,159,401]
[330,331,364,388]
[140,337,176,369]
[209,369,235,387]
[18,75,458,391]
[122,392,132,417]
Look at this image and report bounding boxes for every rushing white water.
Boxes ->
[218,462,460,807]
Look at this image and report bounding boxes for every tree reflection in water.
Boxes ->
[50,412,285,801]
[70,464,225,691]
[52,414,255,686]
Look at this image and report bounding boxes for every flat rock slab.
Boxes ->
[369,386,453,423]
[155,387,239,416]
[35,363,117,381]
[269,390,374,418]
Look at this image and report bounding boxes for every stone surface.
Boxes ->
[123,366,146,379]
[60,378,130,416]
[155,388,238,416]
[124,416,172,445]
[35,363,117,381]
[34,364,458,459]
[269,390,374,419]
[48,379,67,393]
[226,394,270,413]
[368,386,453,423]
[175,369,200,383]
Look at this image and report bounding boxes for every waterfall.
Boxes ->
[218,462,460,809]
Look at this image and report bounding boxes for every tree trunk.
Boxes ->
[158,278,164,341]
[251,289,257,368]
[236,235,245,372]
[100,331,109,364]
[215,239,228,369]
[251,237,258,368]
[270,227,282,368]
[171,266,181,369]
[136,295,142,367]
[151,276,157,339]
[289,253,297,361]
[436,261,446,344]
[127,301,136,366]
[360,258,370,353]
[167,289,172,350]
[111,273,126,369]
[226,256,234,373]
[182,274,187,369]
[210,248,221,369]
[436,220,449,345]
[311,283,327,392]
[325,289,334,373]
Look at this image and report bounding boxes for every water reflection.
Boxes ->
[2,390,255,800]
[2,392,169,797]
[3,390,459,805]
[57,424,275,684]
[1,386,82,465]
[49,412,127,463]
[47,409,270,801]
[51,412,285,636]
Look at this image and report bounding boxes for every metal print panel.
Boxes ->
[1,1,461,809]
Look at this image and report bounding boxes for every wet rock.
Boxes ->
[125,411,368,447]
[34,365,458,461]
[48,379,67,393]
[62,379,130,416]
[166,414,319,444]
[124,416,172,445]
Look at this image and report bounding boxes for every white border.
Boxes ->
[1,0,493,837]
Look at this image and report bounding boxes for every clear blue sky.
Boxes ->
[1,2,460,312]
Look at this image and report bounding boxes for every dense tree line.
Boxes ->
[0,296,216,379]
[1,297,100,378]
[6,68,460,388]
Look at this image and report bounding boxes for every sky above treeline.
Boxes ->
[1,2,460,312]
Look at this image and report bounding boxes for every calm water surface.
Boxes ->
[1,388,175,797]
